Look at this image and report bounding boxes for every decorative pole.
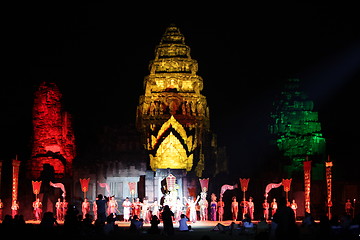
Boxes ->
[12,157,21,205]
[325,156,333,220]
[282,178,292,204]
[79,178,90,199]
[303,160,312,213]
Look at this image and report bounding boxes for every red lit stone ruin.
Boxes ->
[28,82,75,179]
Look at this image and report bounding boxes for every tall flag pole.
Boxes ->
[12,156,21,205]
[325,156,333,220]
[303,159,312,214]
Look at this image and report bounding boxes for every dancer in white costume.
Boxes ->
[122,197,132,222]
[174,197,183,221]
[184,196,200,223]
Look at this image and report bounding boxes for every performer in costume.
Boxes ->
[55,198,63,221]
[33,198,42,221]
[82,198,91,219]
[0,199,3,220]
[198,192,208,221]
[248,197,254,220]
[92,197,98,220]
[11,200,19,218]
[174,197,183,221]
[132,197,141,217]
[108,196,118,216]
[231,196,239,221]
[217,197,225,221]
[122,197,132,222]
[140,198,150,223]
[262,199,269,220]
[240,198,248,219]
[271,198,277,218]
[151,199,160,218]
[184,196,200,223]
[345,199,353,215]
[62,199,68,216]
[290,199,298,219]
[210,193,217,221]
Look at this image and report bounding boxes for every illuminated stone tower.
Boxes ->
[269,78,326,176]
[28,82,76,179]
[137,24,210,177]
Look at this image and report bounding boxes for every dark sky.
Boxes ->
[2,3,360,180]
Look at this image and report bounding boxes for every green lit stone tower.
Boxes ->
[269,78,326,177]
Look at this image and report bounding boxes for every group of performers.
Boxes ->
[79,192,227,223]
[230,196,255,221]
[262,198,298,220]
[0,195,356,222]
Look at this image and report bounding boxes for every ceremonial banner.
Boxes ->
[303,161,312,213]
[199,178,209,192]
[80,178,90,198]
[220,184,238,197]
[128,182,137,195]
[240,178,250,192]
[282,179,292,192]
[80,178,90,192]
[12,159,21,202]
[166,174,176,191]
[264,182,282,198]
[325,158,333,219]
[50,181,66,198]
[32,181,42,197]
[98,182,110,195]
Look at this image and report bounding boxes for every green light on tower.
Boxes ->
[269,79,326,177]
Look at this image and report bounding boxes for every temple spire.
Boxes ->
[137,25,210,176]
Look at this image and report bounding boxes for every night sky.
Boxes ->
[2,3,360,180]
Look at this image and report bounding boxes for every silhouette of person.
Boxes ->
[162,205,174,236]
[272,197,298,240]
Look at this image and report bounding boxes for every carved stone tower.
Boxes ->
[28,82,76,179]
[137,24,210,177]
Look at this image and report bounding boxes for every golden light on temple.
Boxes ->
[149,116,194,171]
[137,24,210,176]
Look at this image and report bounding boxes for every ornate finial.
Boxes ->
[160,24,185,44]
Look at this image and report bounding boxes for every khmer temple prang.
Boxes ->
[0,24,358,223]
[0,25,228,217]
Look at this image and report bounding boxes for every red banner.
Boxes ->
[128,182,137,195]
[304,161,312,213]
[199,178,209,192]
[239,178,250,192]
[220,184,238,197]
[32,181,42,195]
[80,178,90,193]
[264,182,282,197]
[282,178,292,192]
[12,159,21,202]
